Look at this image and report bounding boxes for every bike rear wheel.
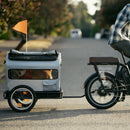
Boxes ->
[85,73,120,109]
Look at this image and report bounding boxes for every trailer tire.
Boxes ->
[8,85,37,112]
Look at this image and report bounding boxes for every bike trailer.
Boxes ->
[4,49,62,99]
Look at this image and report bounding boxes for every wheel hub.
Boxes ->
[97,87,107,96]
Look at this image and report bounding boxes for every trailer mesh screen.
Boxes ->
[8,69,58,80]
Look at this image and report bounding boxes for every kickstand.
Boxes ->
[119,92,125,102]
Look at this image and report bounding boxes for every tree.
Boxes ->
[0,0,93,40]
[36,0,70,38]
[0,0,37,39]
[0,0,23,39]
[0,0,39,50]
[68,1,92,37]
[98,0,130,27]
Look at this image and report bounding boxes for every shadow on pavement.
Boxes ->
[0,107,130,122]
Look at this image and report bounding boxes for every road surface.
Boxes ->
[0,38,130,130]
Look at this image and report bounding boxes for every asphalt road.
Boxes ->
[0,38,130,130]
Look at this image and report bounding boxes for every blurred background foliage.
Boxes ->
[0,0,130,39]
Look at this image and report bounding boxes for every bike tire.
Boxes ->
[85,73,120,109]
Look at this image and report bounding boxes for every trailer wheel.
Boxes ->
[8,86,37,112]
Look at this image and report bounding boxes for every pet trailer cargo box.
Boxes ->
[4,49,62,111]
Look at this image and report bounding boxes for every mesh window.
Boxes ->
[8,69,58,80]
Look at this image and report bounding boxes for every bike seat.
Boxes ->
[89,57,119,65]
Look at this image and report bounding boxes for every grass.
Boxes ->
[0,65,5,74]
[20,36,55,51]
[0,64,5,81]
[21,40,52,51]
[0,49,6,80]
[0,40,4,44]
[0,78,6,83]
[0,51,6,64]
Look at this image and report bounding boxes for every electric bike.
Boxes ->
[84,51,130,109]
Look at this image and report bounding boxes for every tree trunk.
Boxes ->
[44,15,49,39]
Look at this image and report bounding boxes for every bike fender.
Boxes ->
[83,72,116,89]
[83,73,98,88]
[104,72,115,79]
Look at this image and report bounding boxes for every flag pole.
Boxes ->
[26,22,28,52]
[12,20,28,51]
[26,33,27,52]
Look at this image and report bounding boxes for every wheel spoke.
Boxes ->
[91,89,98,94]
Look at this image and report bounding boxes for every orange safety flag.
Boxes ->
[13,20,27,34]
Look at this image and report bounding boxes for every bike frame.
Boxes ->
[88,52,130,95]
